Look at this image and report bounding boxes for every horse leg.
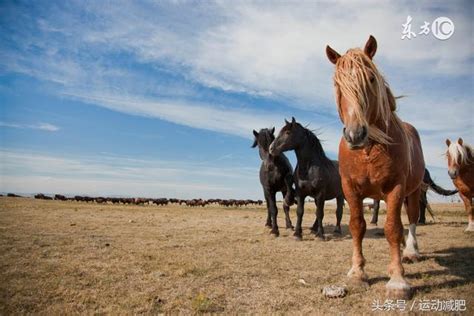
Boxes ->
[334,195,343,234]
[265,191,279,237]
[460,193,474,232]
[313,198,325,240]
[281,188,294,229]
[263,190,272,228]
[294,195,305,241]
[283,174,295,207]
[370,199,380,225]
[403,188,421,263]
[385,185,412,299]
[345,190,368,284]
[418,190,427,224]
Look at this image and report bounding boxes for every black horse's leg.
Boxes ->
[334,195,344,234]
[370,199,380,225]
[283,203,294,230]
[315,198,325,239]
[265,191,279,237]
[418,190,427,224]
[264,190,272,228]
[283,174,295,207]
[294,195,305,240]
[311,213,318,234]
[281,190,294,229]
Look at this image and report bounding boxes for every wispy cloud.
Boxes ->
[0,1,470,200]
[0,122,60,132]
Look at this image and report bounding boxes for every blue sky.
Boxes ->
[0,0,472,200]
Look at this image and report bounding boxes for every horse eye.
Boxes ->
[370,76,375,83]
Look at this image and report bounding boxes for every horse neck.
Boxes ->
[294,132,327,167]
[259,147,274,163]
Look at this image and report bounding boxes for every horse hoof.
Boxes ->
[386,279,413,300]
[464,224,474,232]
[315,234,326,241]
[270,230,280,237]
[334,228,342,235]
[402,254,421,264]
[370,222,377,226]
[294,234,302,241]
[286,226,295,231]
[347,267,368,281]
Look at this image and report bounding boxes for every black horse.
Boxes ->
[252,128,295,237]
[269,117,344,240]
[370,168,458,225]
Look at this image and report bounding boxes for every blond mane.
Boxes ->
[333,48,413,169]
[447,141,474,166]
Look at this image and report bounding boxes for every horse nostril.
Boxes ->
[343,127,350,142]
[361,126,368,139]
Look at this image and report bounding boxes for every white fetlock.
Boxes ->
[403,224,420,261]
[347,266,368,281]
[465,222,474,232]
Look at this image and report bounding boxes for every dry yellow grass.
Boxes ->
[0,197,473,314]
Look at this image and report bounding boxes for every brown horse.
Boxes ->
[446,138,474,231]
[326,35,425,298]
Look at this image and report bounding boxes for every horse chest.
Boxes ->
[340,143,400,195]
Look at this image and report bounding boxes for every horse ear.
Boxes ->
[446,139,451,147]
[458,138,463,146]
[251,130,259,148]
[364,35,377,59]
[291,117,296,124]
[270,127,275,135]
[386,87,396,111]
[284,119,290,125]
[326,45,341,64]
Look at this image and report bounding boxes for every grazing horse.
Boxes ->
[252,128,295,236]
[326,35,425,298]
[370,168,458,225]
[269,118,344,240]
[446,138,474,231]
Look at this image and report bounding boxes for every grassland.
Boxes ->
[0,197,472,314]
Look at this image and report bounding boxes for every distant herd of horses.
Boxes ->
[252,36,473,298]
[4,193,263,208]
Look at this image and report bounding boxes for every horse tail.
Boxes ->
[423,169,458,196]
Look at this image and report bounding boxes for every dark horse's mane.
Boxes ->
[287,123,332,167]
[260,131,274,152]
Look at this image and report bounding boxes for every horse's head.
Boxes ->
[326,35,396,149]
[446,138,470,179]
[252,127,275,158]
[269,117,304,155]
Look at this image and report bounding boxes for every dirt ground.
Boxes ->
[0,197,472,314]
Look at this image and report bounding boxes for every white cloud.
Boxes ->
[0,122,60,132]
[0,1,471,201]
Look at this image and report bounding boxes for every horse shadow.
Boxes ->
[413,246,474,293]
[368,246,474,292]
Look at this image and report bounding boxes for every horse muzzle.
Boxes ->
[343,126,368,149]
[268,143,278,156]
[448,169,458,179]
